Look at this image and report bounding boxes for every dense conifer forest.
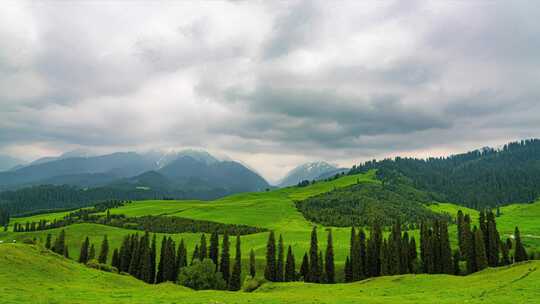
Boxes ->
[296,176,448,226]
[349,139,540,209]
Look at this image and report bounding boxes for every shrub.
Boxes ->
[22,238,36,244]
[178,259,226,290]
[86,259,118,273]
[242,275,263,292]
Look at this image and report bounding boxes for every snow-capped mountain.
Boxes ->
[278,161,339,187]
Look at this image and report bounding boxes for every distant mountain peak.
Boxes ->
[278,161,338,187]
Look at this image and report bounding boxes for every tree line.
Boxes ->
[349,139,540,209]
[12,202,264,236]
[0,208,9,228]
[40,209,529,290]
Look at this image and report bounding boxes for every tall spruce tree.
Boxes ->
[300,252,309,281]
[457,210,465,255]
[45,234,52,250]
[453,250,461,275]
[276,234,285,282]
[156,236,166,283]
[463,215,476,274]
[486,210,500,267]
[440,221,453,274]
[367,222,382,277]
[308,227,319,282]
[344,256,352,282]
[220,231,231,284]
[150,235,157,283]
[265,231,276,281]
[358,228,367,279]
[191,244,200,264]
[249,248,256,278]
[209,231,219,268]
[89,244,96,260]
[128,235,142,277]
[325,230,335,283]
[285,245,296,282]
[64,245,69,258]
[199,234,207,261]
[501,239,511,265]
[391,220,402,274]
[229,235,242,291]
[112,248,120,269]
[317,251,323,283]
[119,235,132,272]
[474,227,488,271]
[53,230,66,255]
[400,232,410,274]
[98,235,109,264]
[176,238,187,279]
[350,227,360,281]
[514,227,528,262]
[380,239,390,276]
[79,236,90,264]
[408,236,417,273]
[164,237,177,281]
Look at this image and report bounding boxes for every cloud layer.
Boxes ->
[1,1,539,181]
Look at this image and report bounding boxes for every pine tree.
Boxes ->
[432,220,442,273]
[440,221,453,274]
[285,245,296,282]
[112,249,120,269]
[220,231,231,284]
[79,236,90,264]
[64,245,69,258]
[264,231,276,281]
[164,237,177,282]
[276,234,285,282]
[128,235,142,277]
[457,210,465,255]
[119,235,132,272]
[191,244,200,264]
[300,252,309,281]
[45,234,52,250]
[358,228,367,279]
[350,227,360,281]
[453,250,461,275]
[463,215,476,274]
[150,235,157,283]
[500,239,511,265]
[156,236,166,283]
[486,210,500,267]
[176,238,187,279]
[408,237,417,273]
[317,251,323,283]
[325,229,335,283]
[249,249,256,278]
[344,256,352,282]
[229,235,242,291]
[53,230,66,255]
[98,235,109,264]
[380,239,389,276]
[89,244,96,260]
[140,233,153,283]
[474,227,488,271]
[199,234,207,260]
[391,220,402,274]
[308,227,319,282]
[400,232,409,274]
[366,222,382,277]
[514,227,528,262]
[209,231,219,268]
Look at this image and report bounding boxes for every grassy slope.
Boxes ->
[1,244,539,304]
[0,172,378,280]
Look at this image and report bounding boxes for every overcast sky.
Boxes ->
[1,1,539,182]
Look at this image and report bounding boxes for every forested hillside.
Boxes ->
[296,175,447,226]
[349,139,540,209]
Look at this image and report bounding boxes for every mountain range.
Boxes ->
[0,150,270,200]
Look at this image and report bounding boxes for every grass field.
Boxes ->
[1,243,539,304]
[2,170,540,281]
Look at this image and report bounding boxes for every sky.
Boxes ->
[1,1,539,183]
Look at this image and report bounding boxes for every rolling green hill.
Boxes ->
[1,244,539,304]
